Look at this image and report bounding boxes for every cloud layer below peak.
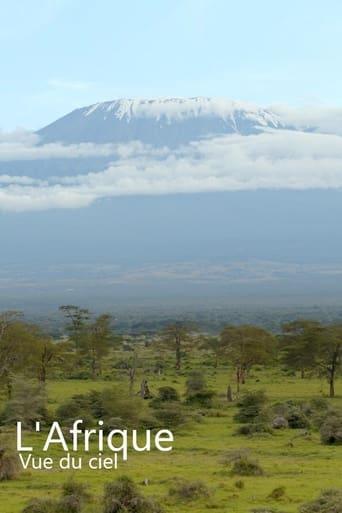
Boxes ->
[1,129,342,212]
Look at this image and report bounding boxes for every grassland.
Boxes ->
[0,359,341,513]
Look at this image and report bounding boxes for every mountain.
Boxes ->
[37,97,288,146]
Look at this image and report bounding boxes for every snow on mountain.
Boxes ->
[37,97,288,146]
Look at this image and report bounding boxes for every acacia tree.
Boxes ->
[280,320,322,378]
[35,338,71,383]
[59,305,90,350]
[317,325,342,398]
[160,322,196,370]
[0,312,47,396]
[201,336,225,368]
[220,325,276,392]
[87,314,115,378]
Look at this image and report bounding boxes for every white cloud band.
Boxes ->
[1,129,342,212]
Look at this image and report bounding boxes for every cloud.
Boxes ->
[272,104,342,135]
[1,129,342,212]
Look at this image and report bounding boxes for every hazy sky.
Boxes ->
[1,0,342,130]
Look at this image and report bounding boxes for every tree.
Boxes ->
[0,312,44,397]
[160,322,195,370]
[220,325,276,392]
[317,325,342,398]
[35,339,71,383]
[280,320,322,378]
[200,336,225,368]
[59,305,90,350]
[86,314,115,378]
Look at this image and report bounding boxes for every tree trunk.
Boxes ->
[301,368,305,379]
[329,366,336,398]
[91,358,96,380]
[39,364,46,383]
[236,367,241,393]
[227,384,233,402]
[175,339,181,370]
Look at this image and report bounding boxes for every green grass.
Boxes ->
[0,365,341,513]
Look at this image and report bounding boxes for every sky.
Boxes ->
[2,0,342,130]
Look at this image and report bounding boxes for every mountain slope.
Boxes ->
[37,97,288,146]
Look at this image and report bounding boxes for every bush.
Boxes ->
[153,404,187,429]
[1,379,49,429]
[150,386,180,409]
[234,391,268,424]
[268,486,286,500]
[62,478,91,503]
[0,448,19,481]
[56,388,142,430]
[272,416,288,429]
[272,400,310,430]
[287,410,310,429]
[320,414,342,445]
[155,386,180,402]
[185,371,215,408]
[57,496,81,513]
[103,476,163,513]
[231,456,264,476]
[185,371,207,396]
[169,479,210,501]
[22,498,59,513]
[300,489,342,512]
[185,390,216,408]
[56,394,94,428]
[236,422,272,436]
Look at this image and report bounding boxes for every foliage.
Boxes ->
[220,325,276,390]
[153,403,187,429]
[1,378,49,429]
[56,388,142,429]
[320,413,342,445]
[169,479,210,501]
[103,476,163,513]
[267,486,286,500]
[155,386,180,402]
[234,391,268,423]
[300,489,342,513]
[185,371,215,407]
[0,448,19,481]
[280,320,321,376]
[231,456,264,476]
[159,322,195,370]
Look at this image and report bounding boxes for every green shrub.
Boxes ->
[22,498,59,513]
[103,476,163,513]
[0,448,19,481]
[57,496,81,513]
[62,478,91,503]
[155,386,180,402]
[1,379,49,429]
[56,388,142,429]
[169,479,210,501]
[236,422,272,436]
[185,390,216,408]
[153,404,187,429]
[56,394,94,428]
[268,486,286,500]
[287,408,310,429]
[234,391,268,424]
[185,371,207,396]
[300,489,342,512]
[231,456,264,476]
[320,414,342,445]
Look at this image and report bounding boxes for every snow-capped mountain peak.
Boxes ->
[38,97,287,146]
